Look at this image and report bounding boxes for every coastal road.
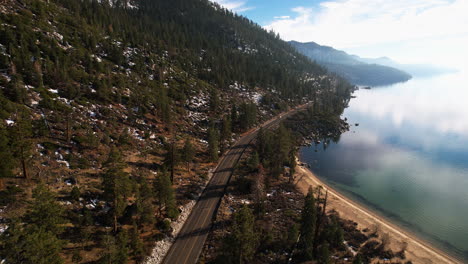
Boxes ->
[162,104,309,264]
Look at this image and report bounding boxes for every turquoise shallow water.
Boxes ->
[300,70,468,260]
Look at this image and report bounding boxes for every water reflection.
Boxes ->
[350,70,468,135]
[301,70,468,259]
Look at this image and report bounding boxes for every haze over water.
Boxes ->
[300,69,468,260]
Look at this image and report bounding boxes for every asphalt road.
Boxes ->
[162,104,309,264]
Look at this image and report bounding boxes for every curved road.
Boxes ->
[162,104,309,264]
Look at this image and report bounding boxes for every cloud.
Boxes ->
[210,0,254,13]
[264,0,468,67]
[273,16,291,20]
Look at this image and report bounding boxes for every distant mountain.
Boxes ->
[355,56,456,77]
[289,41,412,86]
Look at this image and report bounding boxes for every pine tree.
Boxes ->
[0,125,14,189]
[326,215,344,249]
[317,243,331,264]
[99,232,117,264]
[288,151,297,183]
[102,148,133,233]
[7,227,64,264]
[352,254,365,264]
[130,222,146,262]
[153,170,178,219]
[22,228,64,264]
[70,186,81,201]
[230,205,258,264]
[256,127,266,161]
[220,116,232,153]
[135,178,155,226]
[163,140,179,183]
[2,185,66,264]
[208,124,219,162]
[9,109,33,179]
[287,223,300,247]
[247,151,259,172]
[252,165,265,216]
[181,138,195,175]
[230,104,238,132]
[239,102,256,131]
[209,87,220,114]
[115,230,130,264]
[299,187,317,260]
[25,184,66,234]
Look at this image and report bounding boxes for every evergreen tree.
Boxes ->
[9,227,64,264]
[352,254,365,264]
[287,223,300,246]
[153,170,178,219]
[230,205,258,264]
[247,151,259,172]
[0,125,13,188]
[24,184,66,234]
[317,243,331,264]
[33,226,64,262]
[102,148,133,233]
[209,87,220,114]
[299,187,317,260]
[230,104,238,131]
[130,222,146,262]
[207,124,219,162]
[115,230,130,264]
[326,215,344,249]
[288,151,297,183]
[4,75,27,104]
[2,185,66,264]
[252,165,265,216]
[70,186,81,201]
[239,102,257,131]
[271,124,293,178]
[256,127,266,161]
[9,110,33,179]
[135,177,155,226]
[99,233,117,264]
[181,138,195,175]
[163,140,179,183]
[220,115,232,153]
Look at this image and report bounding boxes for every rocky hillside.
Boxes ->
[0,0,353,263]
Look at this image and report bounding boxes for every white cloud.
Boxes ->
[265,0,468,68]
[273,15,290,20]
[211,0,254,13]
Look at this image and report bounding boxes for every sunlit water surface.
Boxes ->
[300,69,468,260]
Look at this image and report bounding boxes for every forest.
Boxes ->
[0,0,353,263]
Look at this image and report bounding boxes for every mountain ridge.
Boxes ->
[289,40,412,86]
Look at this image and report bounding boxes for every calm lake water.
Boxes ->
[300,69,468,260]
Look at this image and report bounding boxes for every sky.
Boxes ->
[211,0,468,70]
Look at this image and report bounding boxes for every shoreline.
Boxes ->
[294,160,462,264]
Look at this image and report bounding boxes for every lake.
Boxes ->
[300,69,468,260]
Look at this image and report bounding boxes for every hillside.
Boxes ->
[289,41,412,86]
[0,0,353,263]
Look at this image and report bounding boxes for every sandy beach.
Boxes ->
[294,163,462,264]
